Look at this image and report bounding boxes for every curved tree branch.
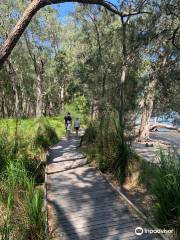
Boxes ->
[0,0,121,68]
[0,0,150,67]
[168,26,180,50]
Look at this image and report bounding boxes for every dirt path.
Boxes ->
[47,134,160,240]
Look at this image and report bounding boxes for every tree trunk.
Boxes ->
[36,73,43,117]
[60,86,65,110]
[139,53,168,141]
[1,90,7,117]
[6,60,20,118]
[21,89,27,117]
[91,98,99,120]
[119,64,126,126]
[139,77,157,140]
[118,17,128,127]
[24,32,44,118]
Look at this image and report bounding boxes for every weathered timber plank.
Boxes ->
[47,136,161,240]
[58,220,140,235]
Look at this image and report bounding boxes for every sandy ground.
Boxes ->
[133,130,180,163]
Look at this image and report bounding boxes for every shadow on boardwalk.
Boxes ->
[47,135,160,240]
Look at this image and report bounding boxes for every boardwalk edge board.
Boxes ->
[97,170,169,240]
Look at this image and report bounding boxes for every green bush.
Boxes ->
[0,114,74,239]
[0,160,45,240]
[73,96,88,114]
[82,114,131,182]
[0,132,14,173]
[34,121,59,150]
[0,118,59,239]
[25,181,45,240]
[152,151,180,229]
[83,122,97,144]
[112,121,131,182]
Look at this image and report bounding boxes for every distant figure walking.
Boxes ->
[64,112,72,131]
[74,118,80,136]
[66,120,71,138]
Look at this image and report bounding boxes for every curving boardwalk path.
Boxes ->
[46,134,160,240]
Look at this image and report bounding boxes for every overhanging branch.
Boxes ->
[0,0,149,67]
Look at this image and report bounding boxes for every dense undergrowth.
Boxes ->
[82,117,180,237]
[0,117,62,239]
[81,113,131,183]
[140,152,180,235]
[0,104,86,240]
[0,104,85,239]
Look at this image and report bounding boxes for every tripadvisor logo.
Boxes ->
[135,226,174,235]
[135,227,144,235]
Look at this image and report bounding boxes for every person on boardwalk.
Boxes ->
[74,118,80,136]
[66,120,71,138]
[64,112,72,131]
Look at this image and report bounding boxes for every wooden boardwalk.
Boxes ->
[47,135,161,240]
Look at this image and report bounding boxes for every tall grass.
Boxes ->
[0,131,13,173]
[152,151,180,229]
[0,159,46,240]
[34,120,59,150]
[82,114,131,183]
[137,150,180,235]
[0,192,13,240]
[82,121,97,144]
[25,180,45,240]
[0,105,85,238]
[112,121,131,183]
[0,117,62,239]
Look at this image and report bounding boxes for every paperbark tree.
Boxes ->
[118,15,128,127]
[139,76,157,140]
[138,54,169,140]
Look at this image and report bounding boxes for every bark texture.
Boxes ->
[139,77,157,140]
[36,73,43,117]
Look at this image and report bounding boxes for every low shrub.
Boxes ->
[137,150,180,235]
[0,160,45,240]
[0,113,80,239]
[151,151,180,229]
[34,121,59,150]
[25,181,45,240]
[82,121,97,144]
[82,114,131,183]
[112,121,131,183]
[0,132,13,173]
[0,118,60,239]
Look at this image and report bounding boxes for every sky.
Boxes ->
[53,2,75,19]
[53,0,119,20]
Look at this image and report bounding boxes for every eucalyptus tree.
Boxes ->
[0,1,35,117]
[139,44,179,139]
[137,1,180,139]
[23,7,61,117]
[0,1,66,117]
[153,45,180,115]
[1,0,156,68]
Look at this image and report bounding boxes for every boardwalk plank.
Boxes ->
[47,135,161,240]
